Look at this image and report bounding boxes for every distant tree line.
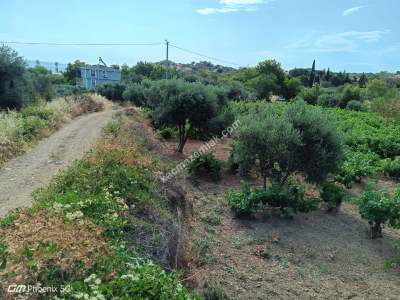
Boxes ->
[2,44,399,121]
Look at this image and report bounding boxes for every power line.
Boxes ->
[1,40,243,68]
[1,41,163,46]
[170,43,242,68]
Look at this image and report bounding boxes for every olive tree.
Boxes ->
[122,83,146,106]
[151,80,217,152]
[231,100,342,189]
[285,101,343,183]
[249,60,287,100]
[231,106,300,189]
[64,60,86,84]
[282,77,302,100]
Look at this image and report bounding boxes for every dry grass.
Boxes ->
[0,210,107,288]
[0,111,25,163]
[89,139,153,169]
[0,94,111,166]
[69,94,109,117]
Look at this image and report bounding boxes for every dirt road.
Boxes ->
[0,110,114,217]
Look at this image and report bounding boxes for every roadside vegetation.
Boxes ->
[0,112,197,299]
[0,94,107,165]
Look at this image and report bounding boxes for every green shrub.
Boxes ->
[226,181,259,216]
[297,197,321,214]
[282,77,302,100]
[21,106,57,121]
[95,83,126,102]
[122,83,147,106]
[226,81,251,101]
[53,84,76,97]
[321,182,345,212]
[346,100,362,111]
[18,106,58,140]
[25,66,55,101]
[21,116,47,139]
[317,93,340,107]
[227,180,320,218]
[157,127,175,140]
[358,189,400,239]
[365,79,393,100]
[188,152,222,180]
[258,181,320,217]
[297,86,321,105]
[383,156,400,178]
[61,256,196,299]
[339,84,361,108]
[336,150,382,187]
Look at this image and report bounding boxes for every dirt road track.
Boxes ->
[0,110,113,217]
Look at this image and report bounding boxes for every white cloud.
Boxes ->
[196,0,271,15]
[339,31,389,42]
[220,0,265,5]
[287,30,390,53]
[342,5,366,16]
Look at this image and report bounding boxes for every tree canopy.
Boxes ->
[150,80,218,152]
[0,45,26,109]
[231,100,343,189]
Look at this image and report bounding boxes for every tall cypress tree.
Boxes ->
[344,71,351,84]
[359,72,368,87]
[308,59,316,87]
[326,68,331,81]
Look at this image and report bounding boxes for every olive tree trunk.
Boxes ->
[177,124,191,153]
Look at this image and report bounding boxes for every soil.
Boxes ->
[0,110,114,217]
[187,184,400,299]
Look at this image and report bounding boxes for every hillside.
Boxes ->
[1,44,400,299]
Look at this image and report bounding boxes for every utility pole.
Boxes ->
[165,39,169,79]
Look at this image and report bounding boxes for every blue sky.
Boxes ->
[0,0,399,72]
